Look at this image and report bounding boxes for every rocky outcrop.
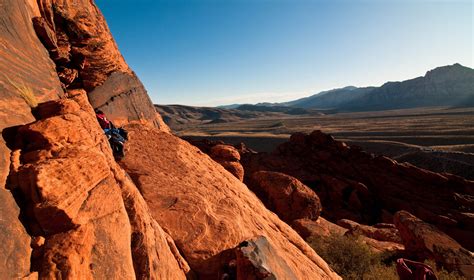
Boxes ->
[337,219,402,244]
[292,217,347,240]
[247,171,322,224]
[292,217,404,254]
[31,0,166,129]
[186,139,245,181]
[240,130,474,250]
[210,144,244,181]
[394,211,474,278]
[235,236,299,279]
[7,93,188,279]
[120,126,340,279]
[0,0,64,277]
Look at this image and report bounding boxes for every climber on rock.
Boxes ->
[95,109,128,159]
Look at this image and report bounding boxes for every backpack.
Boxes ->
[96,113,111,129]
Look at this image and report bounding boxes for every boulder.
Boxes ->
[120,126,341,279]
[210,144,241,162]
[292,217,404,254]
[292,217,347,240]
[337,219,402,243]
[220,161,245,182]
[235,236,298,279]
[208,144,244,181]
[394,210,474,278]
[184,140,246,181]
[248,171,322,223]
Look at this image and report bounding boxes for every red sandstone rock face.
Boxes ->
[240,130,474,250]
[120,126,340,279]
[31,0,167,129]
[8,93,188,279]
[394,211,474,278]
[0,0,176,277]
[0,0,62,186]
[0,1,63,277]
[247,171,322,224]
[0,188,33,279]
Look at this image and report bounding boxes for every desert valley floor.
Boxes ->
[173,106,474,179]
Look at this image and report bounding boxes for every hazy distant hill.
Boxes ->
[155,104,298,128]
[281,63,474,111]
[235,104,320,115]
[283,86,375,109]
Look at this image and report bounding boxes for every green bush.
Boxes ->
[363,263,399,280]
[308,235,398,280]
[424,260,465,280]
[308,234,467,280]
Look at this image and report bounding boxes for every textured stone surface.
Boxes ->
[0,0,62,277]
[394,210,474,278]
[9,94,188,279]
[0,0,175,277]
[208,144,244,181]
[241,130,474,250]
[32,0,167,129]
[0,0,62,187]
[184,140,245,181]
[120,126,340,279]
[0,188,32,279]
[236,236,297,279]
[210,144,241,162]
[87,71,163,128]
[292,217,347,240]
[337,219,402,243]
[248,171,322,224]
[292,217,403,253]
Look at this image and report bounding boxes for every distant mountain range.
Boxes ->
[227,63,474,111]
[155,104,321,128]
[156,64,474,128]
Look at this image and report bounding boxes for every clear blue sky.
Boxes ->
[95,0,473,106]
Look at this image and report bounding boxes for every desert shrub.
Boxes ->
[363,263,398,280]
[309,234,467,280]
[269,121,285,128]
[424,260,466,280]
[7,77,38,108]
[308,234,398,280]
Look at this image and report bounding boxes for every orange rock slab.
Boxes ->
[10,95,188,279]
[120,125,340,279]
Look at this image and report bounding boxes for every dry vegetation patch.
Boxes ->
[308,234,466,280]
[6,77,38,108]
